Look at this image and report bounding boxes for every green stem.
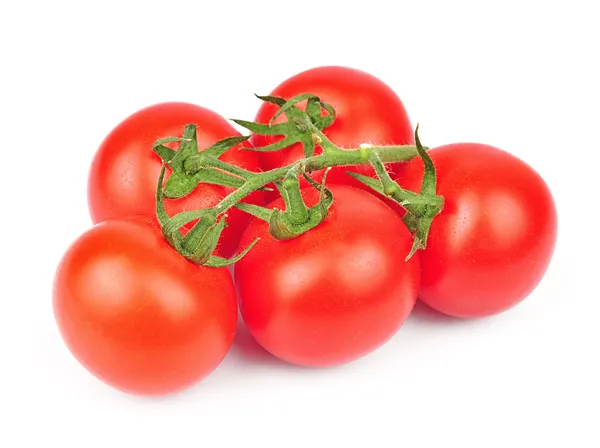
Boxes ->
[154,96,443,266]
[282,164,309,225]
[211,157,253,179]
[369,152,398,195]
[368,152,424,208]
[310,127,339,154]
[211,143,420,216]
[234,202,274,221]
[185,154,253,180]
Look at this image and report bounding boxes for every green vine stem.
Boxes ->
[152,93,444,267]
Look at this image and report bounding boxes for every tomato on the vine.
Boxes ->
[234,185,420,367]
[250,66,414,204]
[396,143,558,318]
[53,218,237,396]
[88,102,265,258]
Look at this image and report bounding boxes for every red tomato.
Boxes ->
[396,143,558,318]
[250,66,414,206]
[53,218,237,395]
[88,102,265,258]
[234,185,420,367]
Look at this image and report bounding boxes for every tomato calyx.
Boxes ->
[154,125,250,199]
[232,93,337,158]
[348,126,444,259]
[235,165,334,240]
[154,164,259,268]
[152,128,259,268]
[258,165,335,239]
[269,163,334,239]
[150,95,443,266]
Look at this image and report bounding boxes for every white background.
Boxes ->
[2,1,599,447]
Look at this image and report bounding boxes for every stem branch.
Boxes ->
[211,143,419,216]
[153,96,442,266]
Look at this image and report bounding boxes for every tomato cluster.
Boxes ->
[53,66,558,396]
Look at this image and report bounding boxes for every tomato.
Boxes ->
[234,185,420,367]
[396,143,558,318]
[88,102,265,258]
[52,218,237,395]
[250,66,414,206]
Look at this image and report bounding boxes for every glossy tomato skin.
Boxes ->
[397,143,558,318]
[88,102,265,258]
[53,218,237,396]
[234,185,420,367]
[251,66,414,204]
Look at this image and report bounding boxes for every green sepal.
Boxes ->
[164,125,199,171]
[281,164,309,224]
[230,120,289,136]
[156,164,171,227]
[152,136,192,163]
[347,171,423,208]
[403,215,433,260]
[204,237,261,268]
[268,169,333,240]
[305,96,322,123]
[162,168,245,199]
[161,208,212,240]
[163,171,201,199]
[346,126,444,260]
[413,124,437,197]
[254,94,285,106]
[306,96,336,130]
[347,171,386,195]
[400,125,444,259]
[268,211,298,240]
[154,145,177,163]
[259,93,336,130]
[302,168,333,221]
[153,125,246,199]
[202,135,250,158]
[232,94,335,157]
[269,93,317,124]
[234,202,274,222]
[181,215,226,265]
[152,124,200,199]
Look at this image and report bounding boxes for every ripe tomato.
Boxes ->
[396,143,558,318]
[250,66,414,205]
[53,218,237,395]
[88,102,265,258]
[234,185,420,367]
